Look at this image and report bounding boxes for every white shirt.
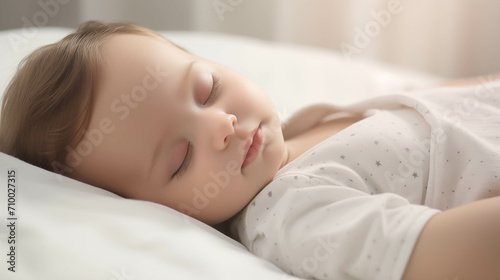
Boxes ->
[231,80,500,280]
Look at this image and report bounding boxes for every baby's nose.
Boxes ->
[209,112,237,151]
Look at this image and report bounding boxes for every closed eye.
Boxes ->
[203,75,222,105]
[173,142,192,178]
[173,75,220,178]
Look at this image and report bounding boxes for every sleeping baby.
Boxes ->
[1,21,500,280]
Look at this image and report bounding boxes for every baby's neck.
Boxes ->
[283,115,363,166]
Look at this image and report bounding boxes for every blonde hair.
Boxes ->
[0,21,169,174]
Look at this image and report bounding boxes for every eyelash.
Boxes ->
[203,75,221,105]
[174,75,221,178]
[173,143,191,178]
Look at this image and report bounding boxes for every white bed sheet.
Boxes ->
[0,27,441,280]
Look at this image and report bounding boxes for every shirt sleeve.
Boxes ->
[236,173,440,280]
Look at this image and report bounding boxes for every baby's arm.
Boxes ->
[402,196,500,280]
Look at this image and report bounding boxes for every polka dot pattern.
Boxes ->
[231,80,500,280]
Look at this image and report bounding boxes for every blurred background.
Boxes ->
[1,0,499,79]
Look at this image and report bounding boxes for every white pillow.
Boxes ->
[0,27,439,280]
[0,152,296,279]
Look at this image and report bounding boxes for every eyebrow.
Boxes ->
[148,60,197,180]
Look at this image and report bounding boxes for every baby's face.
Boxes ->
[72,34,287,225]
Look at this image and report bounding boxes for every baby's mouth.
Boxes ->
[242,124,263,169]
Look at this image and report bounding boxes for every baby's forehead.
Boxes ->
[94,34,189,103]
[102,33,179,55]
[100,35,161,65]
[98,35,173,81]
